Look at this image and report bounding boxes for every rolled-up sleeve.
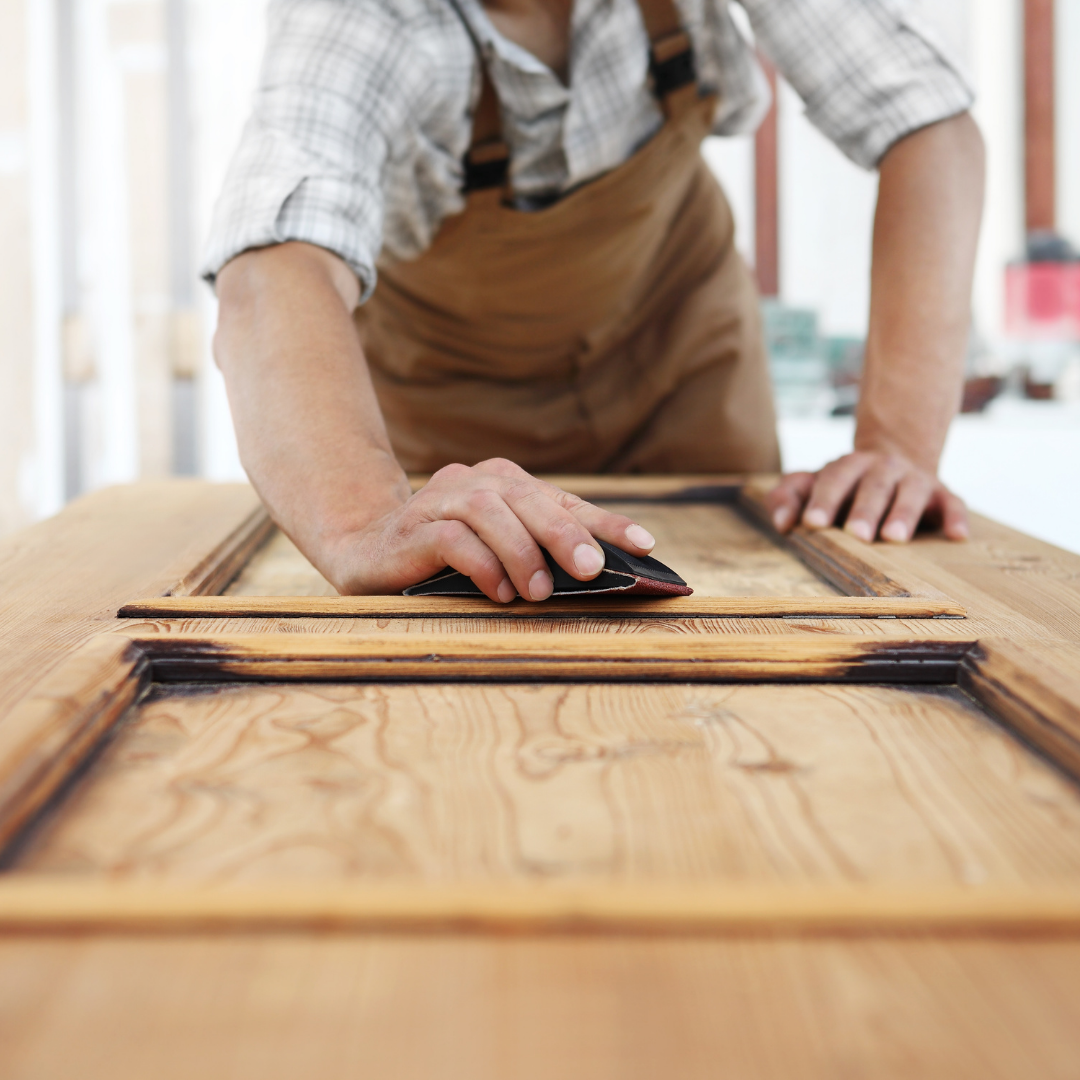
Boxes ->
[739,0,974,169]
[202,0,420,298]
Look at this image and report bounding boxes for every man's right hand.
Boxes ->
[214,244,653,601]
[322,457,657,601]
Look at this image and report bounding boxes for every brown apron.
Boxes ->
[355,0,780,475]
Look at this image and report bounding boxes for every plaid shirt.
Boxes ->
[204,0,973,300]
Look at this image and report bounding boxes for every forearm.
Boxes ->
[768,112,983,543]
[857,112,985,471]
[213,242,410,570]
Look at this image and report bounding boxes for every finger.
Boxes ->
[443,486,556,601]
[843,459,909,542]
[471,460,655,558]
[559,497,657,555]
[426,518,519,602]
[879,473,936,543]
[496,478,610,582]
[471,457,532,480]
[475,461,658,556]
[802,454,875,529]
[936,487,969,540]
[765,473,814,533]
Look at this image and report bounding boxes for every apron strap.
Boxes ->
[463,69,511,193]
[446,0,511,195]
[636,0,700,118]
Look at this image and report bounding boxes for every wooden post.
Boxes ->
[754,58,779,297]
[1025,0,1056,233]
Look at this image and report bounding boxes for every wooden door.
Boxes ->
[1,476,1079,1079]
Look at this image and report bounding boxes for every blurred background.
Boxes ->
[1,0,1078,551]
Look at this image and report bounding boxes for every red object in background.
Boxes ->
[1005,262,1080,339]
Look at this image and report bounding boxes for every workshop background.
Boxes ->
[1,0,1078,550]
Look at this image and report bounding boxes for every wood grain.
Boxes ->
[961,638,1080,782]
[739,478,952,600]
[412,474,747,501]
[0,636,147,854]
[1,879,1079,933]
[1,935,1079,1080]
[880,514,1080,643]
[18,680,1080,886]
[225,502,840,600]
[0,481,263,718]
[168,506,274,597]
[119,595,968,619]
[123,632,972,683]
[109,612,996,642]
[224,529,336,597]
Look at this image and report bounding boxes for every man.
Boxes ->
[207,0,984,601]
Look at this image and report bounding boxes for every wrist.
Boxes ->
[853,405,946,476]
[273,449,411,577]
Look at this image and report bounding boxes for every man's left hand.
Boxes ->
[765,450,969,543]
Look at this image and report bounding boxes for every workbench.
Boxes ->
[0,475,1078,1078]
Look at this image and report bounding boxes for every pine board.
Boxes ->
[0,935,1078,1080]
[17,680,1080,886]
[0,482,263,718]
[226,501,840,600]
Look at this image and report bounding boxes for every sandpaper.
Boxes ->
[403,540,693,598]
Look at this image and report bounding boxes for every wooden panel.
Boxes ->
[849,513,1080,644]
[0,631,971,868]
[225,529,335,597]
[1,935,1079,1080]
[120,594,967,619]
[168,505,273,597]
[0,481,263,717]
[739,478,952,600]
[0,636,147,854]
[124,632,971,682]
[420,474,745,501]
[226,502,839,600]
[962,638,1080,780]
[215,486,964,613]
[113,613,986,641]
[600,500,838,596]
[17,679,1080,885]
[1,880,1080,933]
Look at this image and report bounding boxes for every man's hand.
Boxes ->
[767,113,983,547]
[765,450,968,543]
[323,458,657,600]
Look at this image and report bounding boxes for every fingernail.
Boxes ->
[497,578,516,604]
[772,506,791,531]
[881,521,908,543]
[952,522,969,540]
[804,508,829,529]
[625,524,655,551]
[846,520,874,543]
[573,543,605,577]
[529,569,553,601]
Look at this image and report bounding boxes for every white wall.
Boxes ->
[776,80,877,337]
[189,0,267,481]
[969,0,1025,341]
[0,0,64,537]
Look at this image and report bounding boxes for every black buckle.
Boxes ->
[463,141,510,193]
[649,31,696,99]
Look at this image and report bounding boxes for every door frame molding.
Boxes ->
[0,629,1077,931]
[125,477,967,619]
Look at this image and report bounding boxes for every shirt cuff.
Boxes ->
[201,127,380,300]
